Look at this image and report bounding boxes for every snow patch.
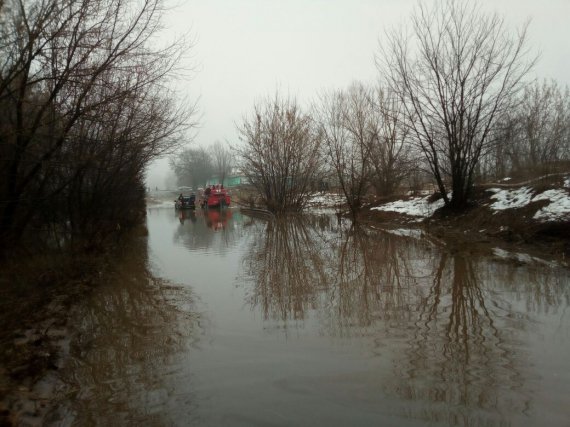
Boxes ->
[564,176,570,188]
[487,186,570,222]
[532,189,570,222]
[492,247,559,267]
[406,190,431,196]
[385,228,424,239]
[488,187,534,210]
[371,195,444,218]
[306,192,345,207]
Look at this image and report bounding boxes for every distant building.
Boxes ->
[206,168,249,188]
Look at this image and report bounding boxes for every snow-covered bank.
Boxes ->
[370,176,570,223]
[370,195,445,219]
[306,192,346,208]
[487,185,570,222]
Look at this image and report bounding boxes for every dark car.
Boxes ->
[175,194,196,210]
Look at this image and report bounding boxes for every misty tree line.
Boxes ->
[482,80,570,179]
[170,142,233,189]
[237,0,569,214]
[0,0,193,256]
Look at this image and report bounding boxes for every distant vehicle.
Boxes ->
[201,188,230,209]
[175,194,196,210]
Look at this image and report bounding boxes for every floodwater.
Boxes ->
[49,207,570,426]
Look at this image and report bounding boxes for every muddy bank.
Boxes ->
[357,196,570,267]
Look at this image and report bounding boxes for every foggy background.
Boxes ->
[146,0,570,189]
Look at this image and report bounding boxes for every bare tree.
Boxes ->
[379,0,535,209]
[211,140,234,185]
[316,83,374,214]
[368,86,416,197]
[517,80,570,173]
[236,92,323,213]
[483,80,570,180]
[0,0,195,252]
[482,112,521,180]
[170,147,213,189]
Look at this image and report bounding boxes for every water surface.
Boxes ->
[52,207,570,426]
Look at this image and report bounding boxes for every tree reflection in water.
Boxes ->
[387,252,531,425]
[49,237,201,426]
[241,213,570,425]
[322,223,424,336]
[242,215,332,323]
[242,215,433,333]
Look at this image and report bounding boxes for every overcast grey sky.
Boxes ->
[147,0,570,188]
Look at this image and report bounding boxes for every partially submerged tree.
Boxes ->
[236,93,323,213]
[379,0,535,209]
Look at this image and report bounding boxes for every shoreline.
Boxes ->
[356,201,570,268]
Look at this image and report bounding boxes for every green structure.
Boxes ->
[206,174,248,188]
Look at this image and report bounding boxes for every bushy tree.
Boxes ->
[0,0,194,254]
[236,93,323,213]
[316,82,415,213]
[483,80,570,179]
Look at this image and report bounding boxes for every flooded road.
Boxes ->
[51,207,570,426]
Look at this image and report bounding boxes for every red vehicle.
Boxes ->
[201,188,231,209]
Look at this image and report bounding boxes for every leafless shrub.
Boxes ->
[236,93,323,213]
[316,82,416,211]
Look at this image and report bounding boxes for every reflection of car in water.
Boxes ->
[205,209,232,231]
[175,194,196,210]
[178,209,197,224]
[200,188,231,209]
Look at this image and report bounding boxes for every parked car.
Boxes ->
[175,194,196,210]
